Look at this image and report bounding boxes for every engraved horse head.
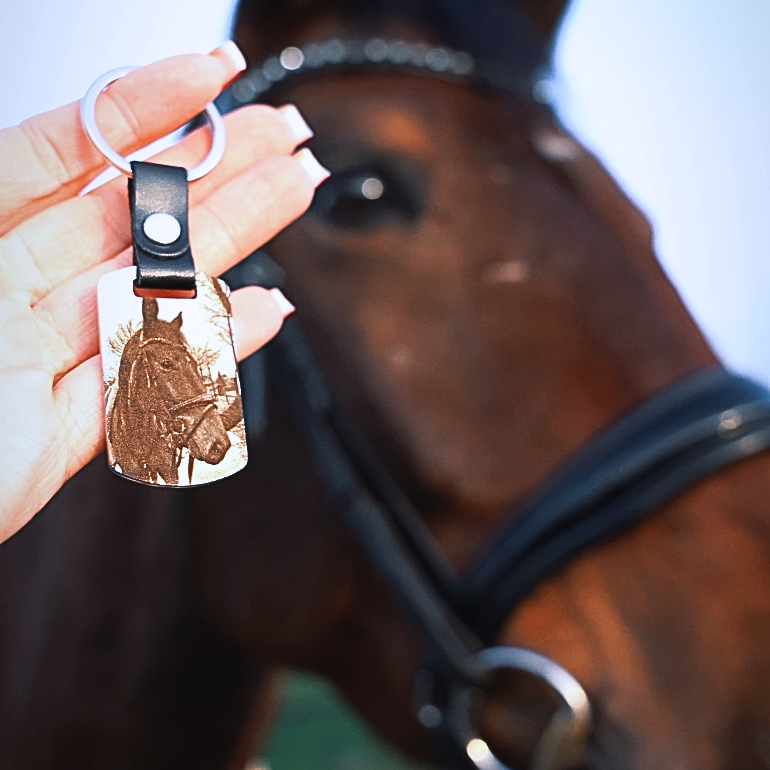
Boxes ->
[109,298,231,485]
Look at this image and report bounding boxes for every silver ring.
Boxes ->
[80,66,225,182]
[447,647,591,770]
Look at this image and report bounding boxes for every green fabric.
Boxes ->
[259,672,428,770]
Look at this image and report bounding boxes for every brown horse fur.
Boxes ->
[1,2,769,769]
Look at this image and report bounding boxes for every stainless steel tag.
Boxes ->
[97,266,247,486]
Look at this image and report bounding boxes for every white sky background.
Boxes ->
[555,1,770,384]
[0,0,768,382]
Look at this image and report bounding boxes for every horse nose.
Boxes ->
[205,437,230,464]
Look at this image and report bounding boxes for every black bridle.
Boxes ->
[222,41,770,770]
[222,37,545,111]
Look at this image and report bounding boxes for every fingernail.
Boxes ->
[293,147,331,187]
[210,41,247,81]
[278,104,314,144]
[270,288,296,317]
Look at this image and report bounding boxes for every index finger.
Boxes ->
[0,43,246,237]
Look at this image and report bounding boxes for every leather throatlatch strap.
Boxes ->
[129,161,195,295]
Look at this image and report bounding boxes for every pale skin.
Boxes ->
[0,44,329,544]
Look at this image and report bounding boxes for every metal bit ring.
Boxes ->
[447,646,592,770]
[80,66,225,182]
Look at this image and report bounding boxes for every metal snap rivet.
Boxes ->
[143,212,181,245]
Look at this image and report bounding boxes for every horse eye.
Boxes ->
[159,359,175,370]
[310,167,421,228]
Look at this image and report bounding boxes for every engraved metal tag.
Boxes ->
[97,266,247,486]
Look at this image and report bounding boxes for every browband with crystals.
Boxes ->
[227,38,554,107]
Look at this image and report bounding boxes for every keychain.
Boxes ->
[81,67,247,487]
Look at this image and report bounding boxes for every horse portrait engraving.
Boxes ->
[97,267,247,486]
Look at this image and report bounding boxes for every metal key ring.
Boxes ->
[80,66,225,182]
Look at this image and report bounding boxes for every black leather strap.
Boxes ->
[464,368,770,640]
[269,316,487,683]
[233,252,770,684]
[129,161,195,293]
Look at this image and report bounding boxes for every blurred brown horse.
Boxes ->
[1,1,770,769]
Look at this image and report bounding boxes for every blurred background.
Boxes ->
[0,1,767,767]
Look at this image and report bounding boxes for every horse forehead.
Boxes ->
[356,104,431,153]
[296,75,515,152]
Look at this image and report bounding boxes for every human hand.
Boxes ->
[0,43,329,543]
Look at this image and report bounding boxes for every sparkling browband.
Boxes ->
[229,38,554,106]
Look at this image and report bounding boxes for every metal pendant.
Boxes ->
[97,267,247,487]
